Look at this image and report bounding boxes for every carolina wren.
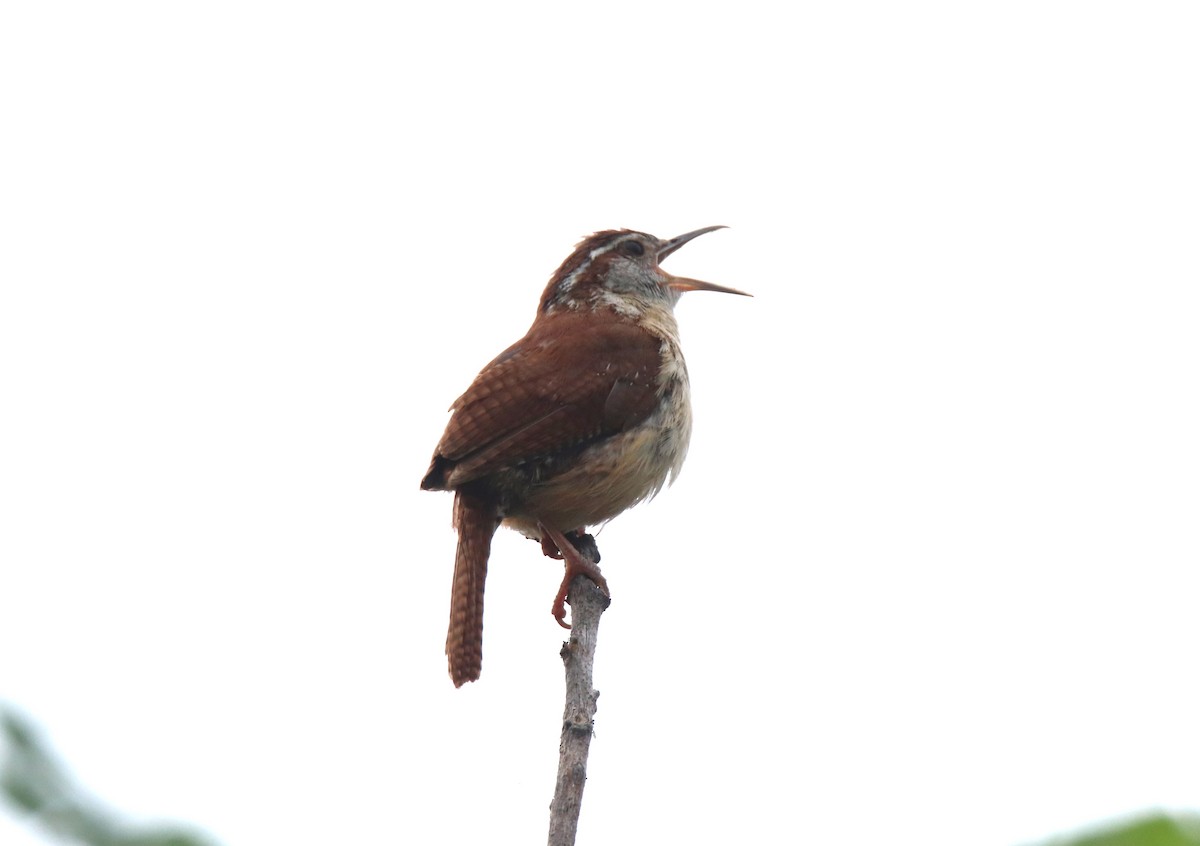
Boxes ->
[422,226,748,686]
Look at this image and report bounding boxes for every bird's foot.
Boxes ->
[538,525,609,629]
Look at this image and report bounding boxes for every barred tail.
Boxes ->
[445,491,498,687]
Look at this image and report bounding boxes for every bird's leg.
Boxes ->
[539,534,564,560]
[538,524,609,629]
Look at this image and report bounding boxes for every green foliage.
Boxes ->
[4,702,1198,846]
[1,707,218,846]
[1044,813,1200,846]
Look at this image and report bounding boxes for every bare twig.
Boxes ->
[547,536,609,846]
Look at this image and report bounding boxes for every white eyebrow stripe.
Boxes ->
[556,238,628,294]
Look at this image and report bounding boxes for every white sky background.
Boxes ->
[1,2,1197,845]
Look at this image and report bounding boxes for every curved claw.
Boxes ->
[551,577,573,628]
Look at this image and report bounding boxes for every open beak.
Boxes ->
[665,276,752,296]
[657,225,752,297]
[657,225,728,261]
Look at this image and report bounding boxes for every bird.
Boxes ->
[421,226,749,686]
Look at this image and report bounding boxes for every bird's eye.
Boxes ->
[621,240,645,257]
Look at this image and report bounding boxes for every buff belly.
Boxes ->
[502,398,692,537]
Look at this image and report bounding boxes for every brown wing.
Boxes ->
[421,312,663,490]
